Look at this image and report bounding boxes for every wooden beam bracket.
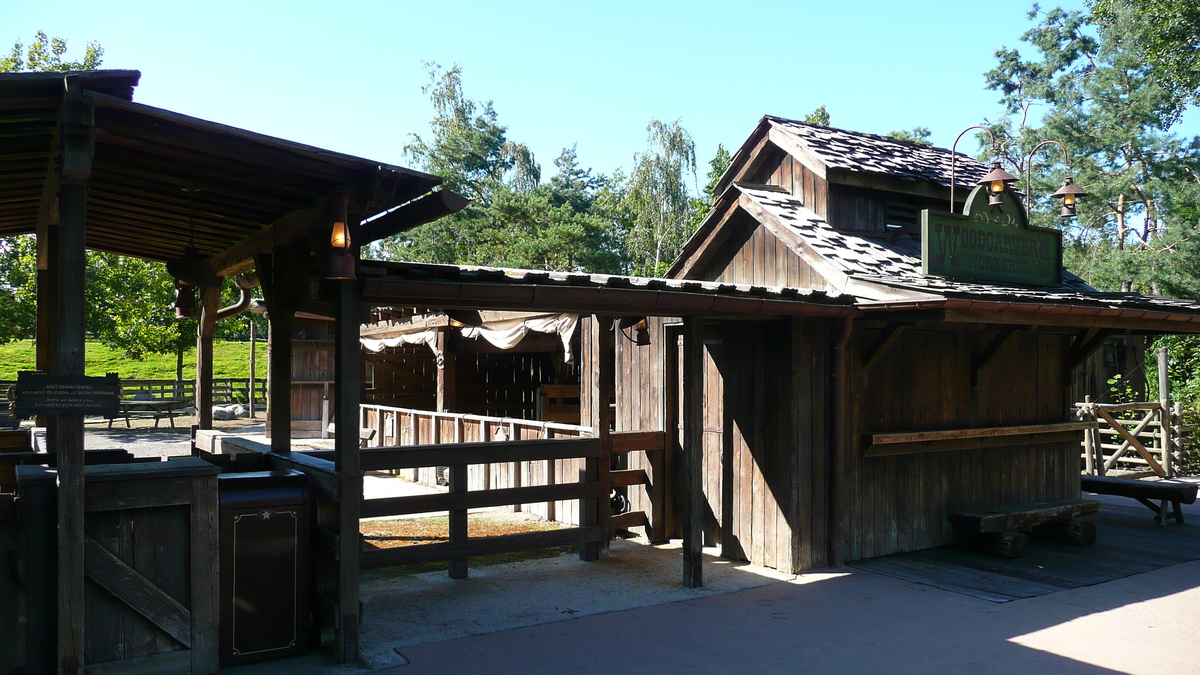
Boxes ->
[970,326,1018,388]
[861,322,911,370]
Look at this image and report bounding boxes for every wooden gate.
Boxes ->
[1077,397,1184,478]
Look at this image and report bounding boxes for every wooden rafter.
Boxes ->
[971,326,1018,388]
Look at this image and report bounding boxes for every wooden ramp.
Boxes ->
[848,500,1200,602]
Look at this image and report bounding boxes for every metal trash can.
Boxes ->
[218,470,311,667]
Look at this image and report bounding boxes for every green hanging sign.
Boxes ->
[920,185,1062,286]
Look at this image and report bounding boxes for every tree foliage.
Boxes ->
[803,105,831,126]
[983,4,1200,298]
[1,30,103,72]
[887,127,933,146]
[1089,0,1200,122]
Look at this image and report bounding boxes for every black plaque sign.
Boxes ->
[13,372,120,417]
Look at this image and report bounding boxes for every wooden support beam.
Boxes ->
[579,315,614,561]
[356,189,468,244]
[681,316,704,588]
[208,191,342,277]
[861,322,908,370]
[1067,329,1115,371]
[57,74,92,675]
[332,231,363,663]
[436,329,456,412]
[196,284,220,430]
[971,326,1018,388]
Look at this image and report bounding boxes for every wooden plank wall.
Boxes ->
[365,344,438,410]
[765,153,827,219]
[614,316,670,535]
[792,317,832,571]
[699,215,834,293]
[849,325,1077,561]
[457,352,571,419]
[288,318,335,422]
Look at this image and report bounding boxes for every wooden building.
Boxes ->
[615,116,1200,572]
[360,308,581,421]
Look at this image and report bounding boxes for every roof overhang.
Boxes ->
[0,70,442,272]
[859,298,1200,334]
[359,261,858,319]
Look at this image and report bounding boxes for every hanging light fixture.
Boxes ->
[978,161,1018,207]
[166,188,221,287]
[1050,176,1088,217]
[173,281,196,318]
[324,205,356,280]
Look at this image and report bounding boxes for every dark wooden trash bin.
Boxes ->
[218,470,312,667]
[15,457,220,674]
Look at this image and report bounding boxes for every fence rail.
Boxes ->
[355,437,605,576]
[1,378,266,406]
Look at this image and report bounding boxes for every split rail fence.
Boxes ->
[1076,396,1187,478]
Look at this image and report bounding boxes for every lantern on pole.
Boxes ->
[1051,176,1088,217]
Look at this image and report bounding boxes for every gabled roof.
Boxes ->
[676,183,1200,324]
[716,115,991,195]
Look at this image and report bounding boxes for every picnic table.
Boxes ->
[107,397,193,429]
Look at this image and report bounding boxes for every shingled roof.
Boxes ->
[717,115,992,195]
[734,183,1200,316]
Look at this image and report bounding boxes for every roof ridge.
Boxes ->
[764,114,981,160]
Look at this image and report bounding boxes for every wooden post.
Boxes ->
[437,329,456,412]
[56,74,92,675]
[829,318,853,567]
[248,318,257,419]
[332,222,363,663]
[682,316,703,587]
[578,315,614,560]
[449,463,468,579]
[1158,347,1172,477]
[196,285,219,430]
[35,177,59,429]
[1083,395,1094,475]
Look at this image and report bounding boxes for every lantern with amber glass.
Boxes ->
[1051,177,1087,217]
[324,219,356,280]
[978,161,1019,207]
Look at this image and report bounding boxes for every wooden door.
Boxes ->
[701,326,725,549]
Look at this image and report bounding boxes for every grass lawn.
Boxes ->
[0,339,268,380]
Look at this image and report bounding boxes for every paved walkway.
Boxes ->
[227,492,1200,675]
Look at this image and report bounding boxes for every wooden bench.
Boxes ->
[1082,475,1198,526]
[949,498,1101,558]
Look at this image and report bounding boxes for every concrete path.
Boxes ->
[226,491,1200,675]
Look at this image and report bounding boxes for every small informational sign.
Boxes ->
[921,185,1062,287]
[12,372,120,417]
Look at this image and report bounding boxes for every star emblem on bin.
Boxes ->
[259,509,273,520]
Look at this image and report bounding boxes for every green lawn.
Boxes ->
[0,340,268,380]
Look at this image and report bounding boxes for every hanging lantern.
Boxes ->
[166,188,221,287]
[324,218,356,280]
[978,161,1018,207]
[1050,176,1088,217]
[174,282,196,318]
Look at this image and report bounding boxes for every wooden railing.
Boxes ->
[353,437,605,577]
[1076,398,1187,478]
[609,430,667,541]
[359,404,591,524]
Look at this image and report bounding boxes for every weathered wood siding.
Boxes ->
[614,317,670,526]
[766,153,827,219]
[699,213,834,292]
[849,325,1078,561]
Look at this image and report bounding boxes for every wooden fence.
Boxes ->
[1076,397,1187,478]
[2,378,266,406]
[359,405,591,523]
[358,404,667,539]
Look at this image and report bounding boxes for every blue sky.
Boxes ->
[6,0,1198,183]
